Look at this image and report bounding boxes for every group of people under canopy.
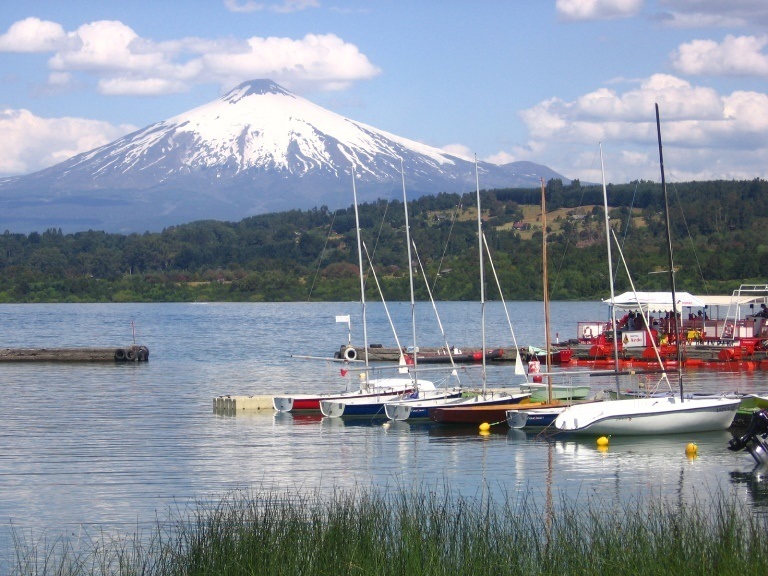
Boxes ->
[606,290,768,344]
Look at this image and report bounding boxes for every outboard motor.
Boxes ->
[728,410,768,465]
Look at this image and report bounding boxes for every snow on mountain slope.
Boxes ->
[0,79,568,233]
[58,79,461,187]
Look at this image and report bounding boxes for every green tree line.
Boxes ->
[0,178,765,303]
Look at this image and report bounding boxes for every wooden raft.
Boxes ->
[0,345,149,362]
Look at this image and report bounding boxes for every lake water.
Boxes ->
[2,301,768,564]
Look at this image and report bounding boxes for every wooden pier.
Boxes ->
[0,345,149,362]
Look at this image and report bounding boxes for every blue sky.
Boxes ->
[1,0,767,185]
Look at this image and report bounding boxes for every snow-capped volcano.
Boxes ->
[0,79,567,233]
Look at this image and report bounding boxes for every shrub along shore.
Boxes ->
[8,485,768,575]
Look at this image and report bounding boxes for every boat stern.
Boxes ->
[385,403,412,421]
[273,396,294,412]
[319,400,346,418]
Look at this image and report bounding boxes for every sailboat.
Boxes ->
[553,106,740,435]
[275,167,430,414]
[506,178,581,430]
[320,164,450,419]
[426,159,532,425]
[527,179,586,401]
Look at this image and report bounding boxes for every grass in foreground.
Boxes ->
[7,485,768,575]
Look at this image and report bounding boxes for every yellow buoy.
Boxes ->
[479,422,491,432]
[596,436,609,447]
[685,442,698,457]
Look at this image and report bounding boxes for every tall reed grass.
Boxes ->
[7,485,768,575]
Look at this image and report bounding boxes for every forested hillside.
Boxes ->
[0,178,765,303]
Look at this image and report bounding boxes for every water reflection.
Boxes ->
[3,301,768,550]
[273,411,323,425]
[729,467,768,512]
[269,410,764,513]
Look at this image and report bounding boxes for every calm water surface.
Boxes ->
[2,301,768,560]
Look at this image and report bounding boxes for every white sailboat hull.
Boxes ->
[383,388,464,420]
[507,406,567,429]
[320,391,412,418]
[554,396,740,435]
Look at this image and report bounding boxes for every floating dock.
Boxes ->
[0,345,149,362]
[213,395,275,414]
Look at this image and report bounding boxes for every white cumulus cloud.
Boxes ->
[49,20,167,74]
[0,17,68,52]
[200,33,381,91]
[0,17,380,96]
[556,0,643,21]
[0,109,136,176]
[485,74,768,183]
[671,35,768,77]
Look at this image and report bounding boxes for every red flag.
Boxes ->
[340,368,348,377]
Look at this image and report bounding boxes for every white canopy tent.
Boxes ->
[605,291,706,313]
[695,294,764,307]
[600,285,768,339]
[603,290,767,320]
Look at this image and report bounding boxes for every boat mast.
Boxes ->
[599,143,621,396]
[475,156,487,393]
[541,178,553,404]
[401,158,417,374]
[351,167,370,379]
[655,104,684,400]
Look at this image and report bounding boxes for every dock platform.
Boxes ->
[0,345,149,362]
[213,395,275,414]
